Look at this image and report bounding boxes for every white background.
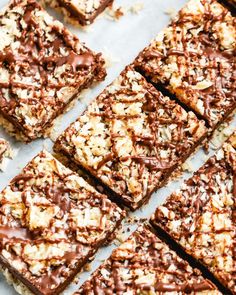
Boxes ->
[0,0,235,294]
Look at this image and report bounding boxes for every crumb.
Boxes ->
[102,47,121,68]
[115,231,126,244]
[207,121,234,151]
[104,6,126,21]
[129,2,144,14]
[73,276,80,284]
[164,7,177,20]
[182,160,193,172]
[46,117,63,142]
[83,262,92,272]
[125,215,141,225]
[0,141,15,172]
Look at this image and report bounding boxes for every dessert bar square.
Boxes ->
[135,0,236,127]
[151,140,236,293]
[76,226,221,294]
[46,0,113,25]
[0,150,124,295]
[0,0,106,141]
[54,67,207,210]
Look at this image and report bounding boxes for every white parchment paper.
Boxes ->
[0,0,235,293]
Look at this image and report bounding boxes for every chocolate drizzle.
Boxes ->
[11,173,34,184]
[45,186,72,212]
[57,52,94,71]
[131,156,173,171]
[0,227,32,241]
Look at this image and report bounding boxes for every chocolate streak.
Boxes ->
[0,227,32,241]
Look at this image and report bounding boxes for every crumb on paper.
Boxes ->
[0,140,15,172]
[46,117,63,142]
[114,232,126,245]
[129,2,144,14]
[73,276,80,284]
[182,159,193,172]
[102,47,121,68]
[104,5,126,21]
[125,215,147,225]
[164,7,177,20]
[104,2,143,21]
[83,262,92,272]
[168,166,183,182]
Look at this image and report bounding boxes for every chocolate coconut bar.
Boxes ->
[45,0,113,25]
[135,0,236,128]
[0,150,124,295]
[54,67,207,210]
[0,0,106,141]
[151,140,236,293]
[75,226,221,294]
